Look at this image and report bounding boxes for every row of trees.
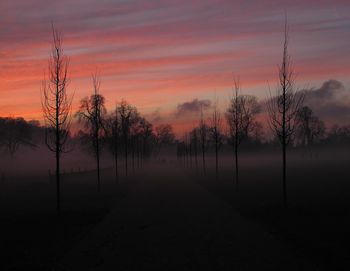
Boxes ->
[0,103,338,159]
[0,105,337,159]
[177,101,331,185]
[76,94,176,187]
[176,21,326,208]
[39,26,181,212]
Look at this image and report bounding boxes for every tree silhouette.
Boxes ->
[199,107,209,175]
[155,124,175,156]
[326,125,350,146]
[267,20,304,208]
[105,107,120,183]
[226,78,259,190]
[0,117,36,157]
[297,106,325,147]
[76,73,106,191]
[183,132,192,168]
[129,112,142,172]
[138,117,153,161]
[190,127,199,170]
[117,100,138,176]
[250,121,265,145]
[210,99,222,180]
[41,25,73,213]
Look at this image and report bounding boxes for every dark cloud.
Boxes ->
[302,80,350,124]
[175,98,211,117]
[145,109,163,124]
[305,80,345,100]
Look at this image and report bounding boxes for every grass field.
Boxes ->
[0,167,127,270]
[0,148,349,270]
[191,149,350,270]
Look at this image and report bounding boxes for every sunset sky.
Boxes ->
[1,0,350,133]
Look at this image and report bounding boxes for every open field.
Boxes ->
[0,148,349,270]
[192,149,350,270]
[0,167,127,270]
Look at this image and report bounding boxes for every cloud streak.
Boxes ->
[0,0,349,125]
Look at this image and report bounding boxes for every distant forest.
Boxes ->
[1,104,350,158]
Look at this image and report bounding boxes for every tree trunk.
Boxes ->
[202,147,206,175]
[56,149,60,214]
[282,138,287,208]
[215,139,218,180]
[194,145,198,171]
[96,137,100,192]
[115,146,118,184]
[137,141,140,168]
[282,80,288,208]
[132,145,135,173]
[56,90,60,214]
[183,149,186,167]
[235,145,239,192]
[125,135,128,177]
[189,144,191,169]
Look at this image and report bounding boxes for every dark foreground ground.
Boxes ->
[0,149,349,270]
[192,150,350,270]
[0,169,127,270]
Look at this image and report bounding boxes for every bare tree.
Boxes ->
[199,107,209,175]
[210,99,222,180]
[327,125,350,145]
[138,117,153,161]
[0,117,36,157]
[297,106,325,147]
[105,107,120,183]
[41,25,73,212]
[226,78,259,190]
[183,131,191,168]
[154,124,175,156]
[118,100,137,176]
[129,111,141,172]
[176,140,186,165]
[250,121,265,144]
[267,20,304,208]
[76,73,106,191]
[190,127,199,170]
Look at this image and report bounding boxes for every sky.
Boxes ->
[1,0,350,133]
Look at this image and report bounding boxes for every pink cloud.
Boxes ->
[0,0,349,131]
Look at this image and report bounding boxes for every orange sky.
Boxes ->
[1,0,350,134]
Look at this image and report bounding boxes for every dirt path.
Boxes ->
[57,164,314,270]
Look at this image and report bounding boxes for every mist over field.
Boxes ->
[1,141,350,269]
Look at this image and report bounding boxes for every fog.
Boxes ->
[1,142,350,270]
[1,143,349,217]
